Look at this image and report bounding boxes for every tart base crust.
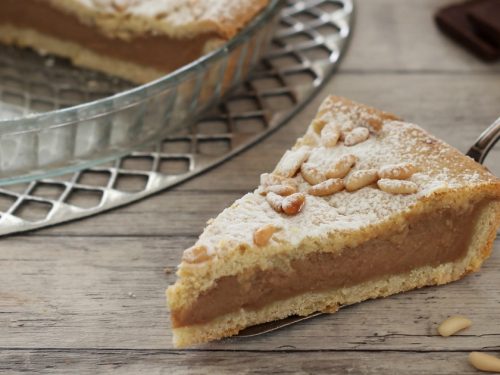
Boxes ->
[0,0,270,83]
[0,25,166,84]
[167,95,500,348]
[170,202,500,348]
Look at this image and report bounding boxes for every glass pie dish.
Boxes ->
[0,0,281,184]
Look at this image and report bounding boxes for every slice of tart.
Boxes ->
[0,0,270,83]
[167,96,500,348]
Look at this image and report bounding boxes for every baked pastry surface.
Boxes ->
[0,0,270,83]
[167,96,500,348]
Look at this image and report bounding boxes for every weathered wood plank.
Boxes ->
[0,349,495,375]
[1,236,499,351]
[27,191,243,237]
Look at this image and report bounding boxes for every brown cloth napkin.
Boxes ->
[435,0,500,61]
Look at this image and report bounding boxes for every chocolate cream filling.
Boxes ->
[172,201,488,328]
[1,0,219,72]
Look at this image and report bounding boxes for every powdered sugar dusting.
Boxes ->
[61,0,270,39]
[191,96,498,260]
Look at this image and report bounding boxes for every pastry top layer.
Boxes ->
[168,96,500,308]
[45,0,271,40]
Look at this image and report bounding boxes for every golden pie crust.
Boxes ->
[0,0,270,83]
[167,96,500,347]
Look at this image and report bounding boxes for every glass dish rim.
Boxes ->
[0,0,281,132]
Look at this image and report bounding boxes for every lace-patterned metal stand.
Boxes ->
[0,0,354,235]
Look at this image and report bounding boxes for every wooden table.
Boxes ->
[2,1,499,374]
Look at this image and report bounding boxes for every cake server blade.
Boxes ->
[236,312,324,337]
[467,116,500,163]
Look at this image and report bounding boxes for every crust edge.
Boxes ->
[169,201,500,348]
[0,24,169,84]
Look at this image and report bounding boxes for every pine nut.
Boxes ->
[301,162,326,185]
[253,224,280,246]
[266,192,283,213]
[266,184,297,196]
[274,148,310,178]
[321,123,340,147]
[469,352,500,372]
[379,162,416,180]
[282,193,306,215]
[308,178,344,196]
[311,118,328,134]
[339,122,356,140]
[182,245,212,264]
[326,154,357,179]
[378,179,418,194]
[437,316,472,337]
[345,169,379,191]
[344,127,370,146]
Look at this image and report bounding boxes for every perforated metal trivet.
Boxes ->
[0,0,354,235]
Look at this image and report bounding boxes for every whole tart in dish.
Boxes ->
[0,0,270,83]
[167,96,500,348]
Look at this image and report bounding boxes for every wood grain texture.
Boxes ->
[342,0,500,72]
[0,350,491,375]
[1,0,499,373]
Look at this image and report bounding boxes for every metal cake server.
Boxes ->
[236,116,500,338]
[466,117,500,163]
